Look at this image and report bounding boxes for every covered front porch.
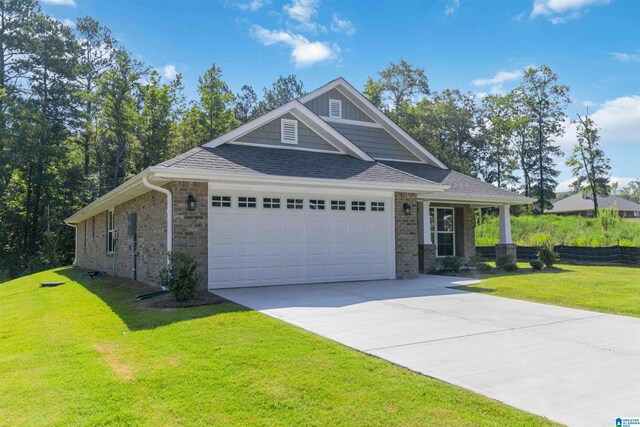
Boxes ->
[416,200,516,273]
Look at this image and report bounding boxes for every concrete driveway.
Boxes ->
[214,276,640,427]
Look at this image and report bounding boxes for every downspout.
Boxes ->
[141,174,173,267]
[70,223,78,266]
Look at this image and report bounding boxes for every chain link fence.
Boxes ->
[476,245,640,267]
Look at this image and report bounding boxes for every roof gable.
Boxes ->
[299,78,447,168]
[202,100,373,161]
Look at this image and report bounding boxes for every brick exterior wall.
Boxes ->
[394,192,419,279]
[418,244,437,273]
[171,181,208,288]
[75,181,208,288]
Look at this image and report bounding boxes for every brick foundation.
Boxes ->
[495,243,517,262]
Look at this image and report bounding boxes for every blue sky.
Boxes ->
[42,0,639,190]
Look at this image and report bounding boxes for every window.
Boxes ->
[309,199,325,210]
[331,200,346,211]
[287,199,303,209]
[329,98,342,118]
[351,201,366,211]
[281,118,298,144]
[107,209,115,254]
[371,202,385,212]
[263,197,281,208]
[430,208,455,257]
[212,195,231,207]
[92,216,95,239]
[239,197,257,208]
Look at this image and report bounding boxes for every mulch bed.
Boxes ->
[141,289,226,309]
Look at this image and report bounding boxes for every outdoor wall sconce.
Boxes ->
[403,202,412,215]
[187,194,197,211]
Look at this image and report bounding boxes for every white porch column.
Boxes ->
[498,204,513,244]
[418,201,432,245]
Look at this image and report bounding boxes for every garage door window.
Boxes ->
[430,207,455,257]
[239,197,257,208]
[287,199,303,209]
[351,201,366,211]
[309,199,325,210]
[371,202,385,212]
[331,200,346,211]
[263,198,281,208]
[212,196,231,207]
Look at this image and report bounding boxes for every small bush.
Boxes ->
[158,252,202,301]
[475,262,492,273]
[438,256,462,273]
[468,254,486,267]
[495,254,514,269]
[529,259,543,270]
[537,245,559,267]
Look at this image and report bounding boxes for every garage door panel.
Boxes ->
[209,190,394,288]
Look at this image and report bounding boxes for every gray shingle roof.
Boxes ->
[550,192,640,213]
[381,161,530,202]
[158,145,433,186]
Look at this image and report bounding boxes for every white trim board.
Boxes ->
[320,116,383,129]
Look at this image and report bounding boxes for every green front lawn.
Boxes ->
[0,267,555,426]
[458,264,640,318]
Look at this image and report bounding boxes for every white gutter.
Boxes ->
[142,175,172,265]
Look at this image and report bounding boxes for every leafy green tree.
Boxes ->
[172,104,208,155]
[378,59,429,113]
[363,77,383,108]
[234,84,259,124]
[137,69,184,168]
[566,112,611,217]
[96,49,144,190]
[75,16,116,178]
[260,74,305,113]
[509,87,536,199]
[519,66,570,213]
[196,63,235,141]
[617,179,640,204]
[478,93,519,188]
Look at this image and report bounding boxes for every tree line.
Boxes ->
[0,1,637,279]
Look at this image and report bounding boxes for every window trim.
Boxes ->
[430,207,456,258]
[280,118,298,145]
[211,195,231,207]
[331,200,346,211]
[329,98,342,119]
[286,198,304,209]
[238,196,257,208]
[371,201,385,212]
[351,201,366,211]
[107,209,115,254]
[263,197,281,209]
[309,199,325,210]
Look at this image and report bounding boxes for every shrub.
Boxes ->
[475,262,492,273]
[467,254,486,268]
[537,245,559,267]
[529,259,543,270]
[438,256,462,273]
[496,254,517,271]
[157,252,202,301]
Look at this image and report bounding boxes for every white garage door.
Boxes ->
[208,188,395,289]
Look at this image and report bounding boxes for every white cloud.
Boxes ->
[238,0,269,12]
[610,51,640,63]
[163,64,177,79]
[330,13,355,36]
[558,96,640,151]
[472,69,522,95]
[444,0,460,15]
[531,0,610,23]
[41,0,76,6]
[283,0,320,32]
[253,25,337,67]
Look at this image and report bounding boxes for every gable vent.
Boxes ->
[280,118,298,144]
[329,98,342,118]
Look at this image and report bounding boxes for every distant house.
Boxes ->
[549,192,640,218]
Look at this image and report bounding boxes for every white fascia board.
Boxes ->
[150,167,448,194]
[300,78,448,169]
[202,99,374,162]
[419,193,535,205]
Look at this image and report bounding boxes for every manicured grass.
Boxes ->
[0,267,555,426]
[457,264,640,318]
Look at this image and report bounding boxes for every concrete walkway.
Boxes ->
[214,276,640,427]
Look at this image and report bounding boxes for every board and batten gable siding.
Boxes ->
[328,122,420,162]
[304,88,375,123]
[234,112,339,152]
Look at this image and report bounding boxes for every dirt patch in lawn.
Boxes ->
[94,343,135,381]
